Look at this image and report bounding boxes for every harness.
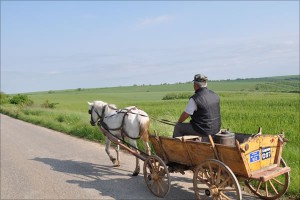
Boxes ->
[90,104,176,142]
[91,105,145,140]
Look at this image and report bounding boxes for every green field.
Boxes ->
[1,75,299,198]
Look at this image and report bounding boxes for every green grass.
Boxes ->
[1,75,299,198]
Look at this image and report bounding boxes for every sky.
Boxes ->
[1,1,299,94]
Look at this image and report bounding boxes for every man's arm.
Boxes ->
[178,98,196,123]
[177,111,190,123]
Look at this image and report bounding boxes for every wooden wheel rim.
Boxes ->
[193,159,242,200]
[143,155,170,198]
[245,159,290,200]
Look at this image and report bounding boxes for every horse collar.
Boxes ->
[101,105,107,119]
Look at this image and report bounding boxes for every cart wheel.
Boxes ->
[143,155,170,198]
[245,158,290,200]
[193,159,242,200]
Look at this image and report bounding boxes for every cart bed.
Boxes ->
[150,132,290,179]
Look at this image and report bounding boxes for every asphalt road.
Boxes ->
[1,114,258,199]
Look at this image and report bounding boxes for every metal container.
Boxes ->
[214,130,235,146]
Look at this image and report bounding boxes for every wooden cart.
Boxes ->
[144,129,290,200]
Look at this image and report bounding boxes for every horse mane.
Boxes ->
[108,104,118,110]
[93,101,116,108]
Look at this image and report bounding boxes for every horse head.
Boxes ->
[88,101,107,126]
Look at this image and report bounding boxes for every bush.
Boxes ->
[162,92,192,100]
[41,100,59,109]
[9,94,33,106]
[0,92,9,104]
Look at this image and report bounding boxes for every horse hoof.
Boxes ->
[132,166,140,176]
[111,158,119,166]
[113,161,120,167]
[132,171,139,176]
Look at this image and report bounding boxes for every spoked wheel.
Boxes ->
[143,155,171,198]
[193,159,242,200]
[245,158,290,200]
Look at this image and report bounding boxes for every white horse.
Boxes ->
[88,100,151,176]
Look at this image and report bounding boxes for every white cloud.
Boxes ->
[135,15,173,28]
[81,13,96,19]
[46,71,62,75]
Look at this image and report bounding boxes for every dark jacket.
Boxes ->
[190,88,221,135]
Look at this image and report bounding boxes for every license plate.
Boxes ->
[262,147,271,160]
[250,150,260,163]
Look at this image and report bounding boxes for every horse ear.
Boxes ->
[87,101,93,106]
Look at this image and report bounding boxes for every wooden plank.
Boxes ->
[149,135,164,160]
[251,166,291,182]
[160,137,193,166]
[183,140,196,166]
[209,135,220,160]
[274,136,283,166]
[185,141,214,166]
[217,144,249,177]
[179,135,201,141]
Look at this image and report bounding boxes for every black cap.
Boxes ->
[193,74,208,82]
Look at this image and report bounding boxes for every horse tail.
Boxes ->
[139,115,150,142]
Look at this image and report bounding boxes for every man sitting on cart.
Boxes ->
[173,74,221,138]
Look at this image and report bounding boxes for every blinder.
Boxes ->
[88,105,106,126]
[89,105,97,126]
[88,105,94,114]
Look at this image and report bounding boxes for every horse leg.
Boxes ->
[132,156,140,176]
[143,141,151,155]
[114,145,120,166]
[105,138,118,166]
[129,139,140,176]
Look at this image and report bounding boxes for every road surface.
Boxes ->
[1,114,257,199]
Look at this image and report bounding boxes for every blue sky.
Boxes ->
[1,1,299,94]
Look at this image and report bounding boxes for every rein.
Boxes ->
[148,116,176,126]
[90,104,176,140]
[97,105,143,140]
[100,106,177,127]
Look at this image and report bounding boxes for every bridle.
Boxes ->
[89,104,108,126]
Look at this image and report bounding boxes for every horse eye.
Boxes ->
[88,110,91,114]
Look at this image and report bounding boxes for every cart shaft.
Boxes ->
[99,126,147,161]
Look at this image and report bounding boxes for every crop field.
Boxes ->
[1,75,299,198]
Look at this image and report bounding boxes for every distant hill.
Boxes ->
[25,75,299,95]
[208,75,299,93]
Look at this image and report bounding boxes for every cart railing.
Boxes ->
[150,130,290,179]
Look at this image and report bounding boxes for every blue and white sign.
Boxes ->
[262,147,271,160]
[250,150,260,163]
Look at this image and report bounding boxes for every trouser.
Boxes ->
[172,123,206,138]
